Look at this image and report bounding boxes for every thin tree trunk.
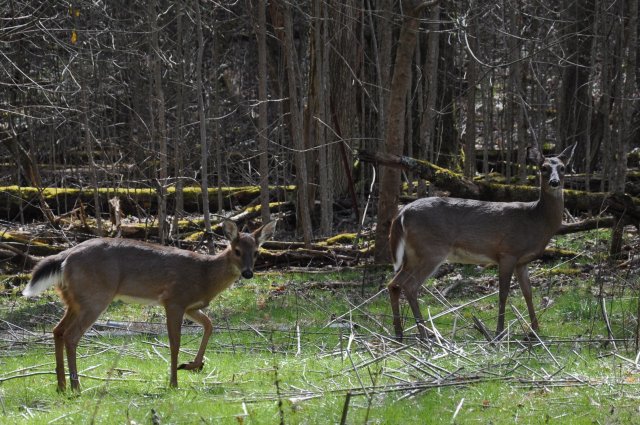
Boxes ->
[610,0,637,257]
[149,0,168,244]
[463,20,477,179]
[195,0,211,234]
[375,1,437,263]
[172,0,186,242]
[256,0,271,225]
[421,3,440,163]
[81,84,102,235]
[282,1,313,245]
[314,0,331,235]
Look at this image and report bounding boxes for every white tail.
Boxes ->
[388,144,575,341]
[23,220,276,391]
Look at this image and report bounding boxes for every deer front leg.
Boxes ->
[165,304,185,388]
[496,257,517,338]
[515,264,539,333]
[178,309,212,371]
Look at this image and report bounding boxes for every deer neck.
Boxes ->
[535,186,564,232]
[204,249,241,297]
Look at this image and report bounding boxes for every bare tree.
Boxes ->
[255,0,271,225]
[281,0,313,245]
[149,0,169,243]
[375,0,439,263]
[195,0,211,234]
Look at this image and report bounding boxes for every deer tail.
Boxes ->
[23,254,65,297]
[389,213,406,273]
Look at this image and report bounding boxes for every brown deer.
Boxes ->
[388,144,575,341]
[23,220,276,391]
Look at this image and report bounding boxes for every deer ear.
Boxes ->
[254,220,276,247]
[557,143,577,166]
[527,146,544,166]
[222,221,239,242]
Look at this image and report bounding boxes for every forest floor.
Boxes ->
[0,226,639,424]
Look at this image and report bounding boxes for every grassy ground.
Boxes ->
[1,229,639,424]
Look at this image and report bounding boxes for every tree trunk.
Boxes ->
[282,1,313,245]
[463,19,477,179]
[610,0,637,257]
[256,0,271,225]
[149,0,168,244]
[375,1,436,263]
[195,0,211,234]
[314,0,331,235]
[172,0,186,242]
[421,3,441,163]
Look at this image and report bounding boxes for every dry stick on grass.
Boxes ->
[510,305,560,368]
[322,288,388,330]
[599,296,618,350]
[339,391,352,425]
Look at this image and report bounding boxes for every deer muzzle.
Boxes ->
[241,270,254,279]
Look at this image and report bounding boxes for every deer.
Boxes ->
[387,144,575,341]
[22,220,276,391]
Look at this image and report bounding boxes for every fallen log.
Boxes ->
[359,150,640,217]
[557,217,615,235]
[0,185,296,221]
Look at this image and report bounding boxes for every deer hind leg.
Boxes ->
[390,260,442,341]
[388,271,407,341]
[496,257,517,338]
[515,264,539,333]
[52,308,77,392]
[178,309,212,372]
[165,304,185,388]
[62,302,109,391]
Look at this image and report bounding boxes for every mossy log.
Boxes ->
[0,185,295,221]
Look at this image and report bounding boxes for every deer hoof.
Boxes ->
[178,361,204,372]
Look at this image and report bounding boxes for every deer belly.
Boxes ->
[447,248,495,265]
[114,294,162,306]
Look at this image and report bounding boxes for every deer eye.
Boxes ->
[541,164,550,173]
[558,165,565,172]
[234,248,241,257]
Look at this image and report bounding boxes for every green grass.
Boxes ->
[1,231,639,424]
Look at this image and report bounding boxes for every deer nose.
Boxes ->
[241,270,254,279]
[549,179,560,188]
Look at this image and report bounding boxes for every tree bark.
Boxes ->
[255,0,271,225]
[281,1,313,245]
[172,0,186,242]
[149,0,168,244]
[195,0,211,234]
[375,1,437,263]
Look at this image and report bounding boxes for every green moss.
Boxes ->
[325,233,357,245]
[540,266,582,276]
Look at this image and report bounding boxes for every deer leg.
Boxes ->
[52,309,76,392]
[178,309,212,371]
[496,257,517,337]
[402,262,441,341]
[515,264,539,333]
[165,304,185,388]
[388,271,407,341]
[63,305,105,392]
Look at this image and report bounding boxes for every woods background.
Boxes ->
[1,1,638,260]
